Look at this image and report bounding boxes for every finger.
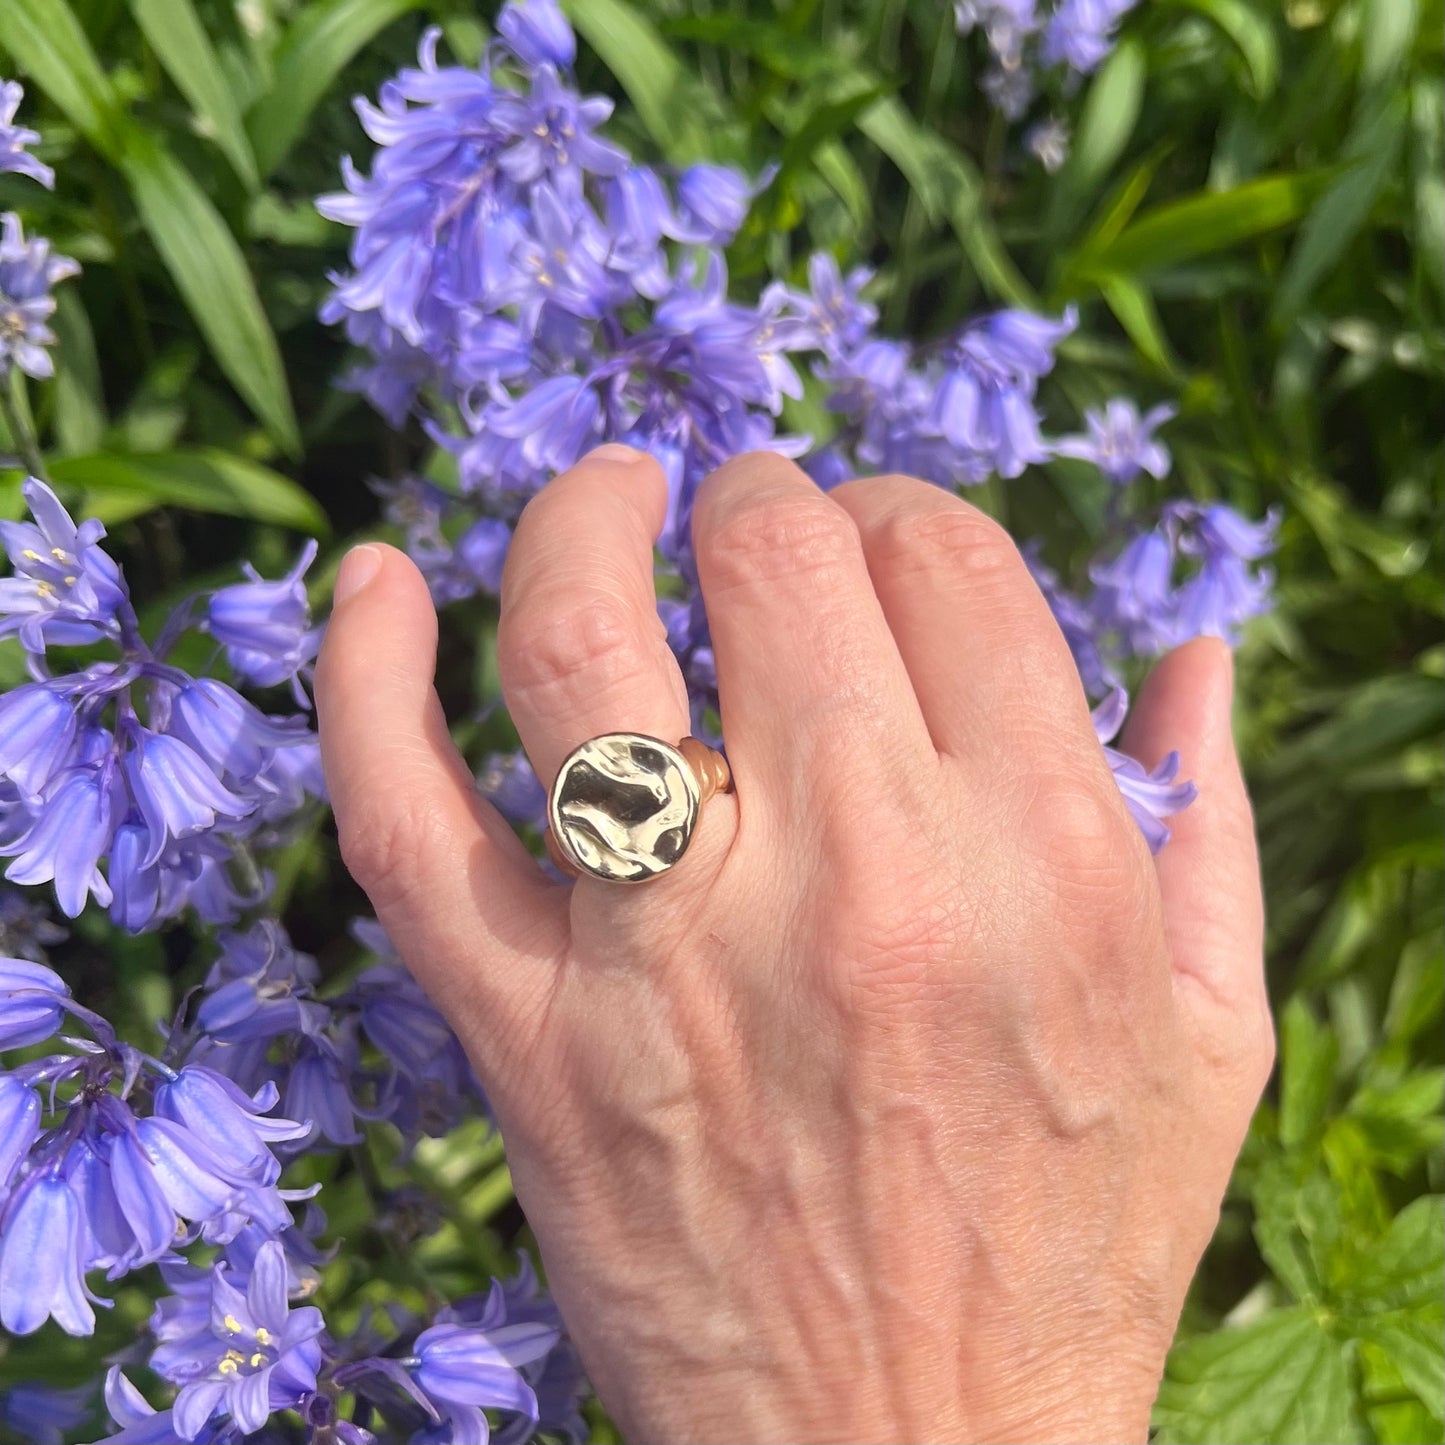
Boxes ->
[830,475,1099,767]
[689,453,934,800]
[315,544,566,1044]
[1121,638,1267,1022]
[498,446,692,791]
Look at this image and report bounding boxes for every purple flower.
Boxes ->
[157,1240,325,1440]
[1026,117,1070,173]
[0,1382,93,1445]
[0,954,69,1048]
[125,729,255,869]
[0,80,53,188]
[0,1173,94,1335]
[0,213,79,378]
[1092,689,1197,853]
[1041,0,1136,74]
[954,0,1038,64]
[477,750,548,828]
[1024,545,1116,698]
[671,164,754,246]
[0,1074,40,1187]
[497,0,576,69]
[411,1318,558,1416]
[98,1369,186,1445]
[1089,502,1279,657]
[0,478,127,652]
[166,678,313,784]
[284,1033,366,1147]
[153,1066,309,1182]
[1054,399,1175,486]
[493,64,627,186]
[0,683,78,800]
[0,883,66,961]
[206,541,322,701]
[3,765,114,917]
[981,61,1034,120]
[789,252,877,357]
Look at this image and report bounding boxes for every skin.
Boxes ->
[314,447,1275,1444]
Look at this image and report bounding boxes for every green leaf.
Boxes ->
[1099,273,1180,374]
[562,0,717,162]
[1280,998,1339,1148]
[47,449,328,534]
[247,0,424,177]
[0,0,123,155]
[130,0,259,188]
[1153,1307,1362,1444]
[1357,1311,1445,1422]
[116,128,299,453]
[859,96,1035,307]
[49,287,106,457]
[1076,171,1328,277]
[1345,1197,1445,1312]
[1175,0,1280,98]
[1272,94,1409,323]
[1050,37,1146,224]
[1361,0,1419,90]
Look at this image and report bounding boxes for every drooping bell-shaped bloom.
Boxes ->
[497,0,576,69]
[0,80,53,188]
[1041,0,1136,74]
[0,683,78,801]
[3,763,114,916]
[206,542,322,698]
[166,678,312,784]
[0,1172,94,1335]
[411,1317,559,1415]
[0,954,69,1048]
[1091,689,1197,853]
[153,1066,308,1182]
[96,1369,186,1445]
[124,728,255,869]
[0,1074,40,1187]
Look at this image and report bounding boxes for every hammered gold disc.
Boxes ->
[548,733,701,883]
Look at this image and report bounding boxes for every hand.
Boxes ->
[314,449,1274,1444]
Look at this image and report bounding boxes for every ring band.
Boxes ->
[544,732,732,883]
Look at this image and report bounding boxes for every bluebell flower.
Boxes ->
[285,1031,367,1148]
[981,61,1034,121]
[1023,545,1117,698]
[194,922,326,1044]
[493,63,627,187]
[0,478,128,652]
[0,683,79,800]
[0,213,79,379]
[477,750,548,830]
[154,1240,325,1441]
[0,80,53,188]
[1041,0,1137,74]
[0,954,69,1047]
[496,0,576,70]
[1026,116,1070,173]
[3,762,115,916]
[206,541,322,702]
[99,1369,188,1445]
[0,1381,93,1445]
[0,1074,40,1187]
[1092,689,1197,853]
[1090,502,1278,656]
[125,729,255,869]
[1054,398,1175,485]
[409,1317,558,1425]
[671,163,755,246]
[0,882,65,960]
[954,0,1038,65]
[153,1067,310,1182]
[0,1172,94,1335]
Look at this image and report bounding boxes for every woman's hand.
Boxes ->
[314,448,1274,1444]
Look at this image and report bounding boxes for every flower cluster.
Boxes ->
[0,83,76,383]
[954,0,1138,167]
[0,479,325,929]
[321,0,1277,853]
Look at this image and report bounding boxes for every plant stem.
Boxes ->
[0,371,49,481]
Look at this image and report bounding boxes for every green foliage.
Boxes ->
[1,0,1439,1440]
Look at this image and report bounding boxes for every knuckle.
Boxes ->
[336,791,451,911]
[875,500,1020,580]
[703,490,860,591]
[1023,767,1144,908]
[500,593,655,705]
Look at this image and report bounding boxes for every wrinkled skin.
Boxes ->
[315,448,1274,1444]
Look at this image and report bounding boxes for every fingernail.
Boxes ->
[585,443,646,466]
[334,545,383,605]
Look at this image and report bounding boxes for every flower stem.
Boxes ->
[0,370,49,481]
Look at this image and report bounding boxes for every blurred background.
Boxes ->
[0,0,1441,1440]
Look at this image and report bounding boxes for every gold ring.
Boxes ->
[544,733,732,883]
